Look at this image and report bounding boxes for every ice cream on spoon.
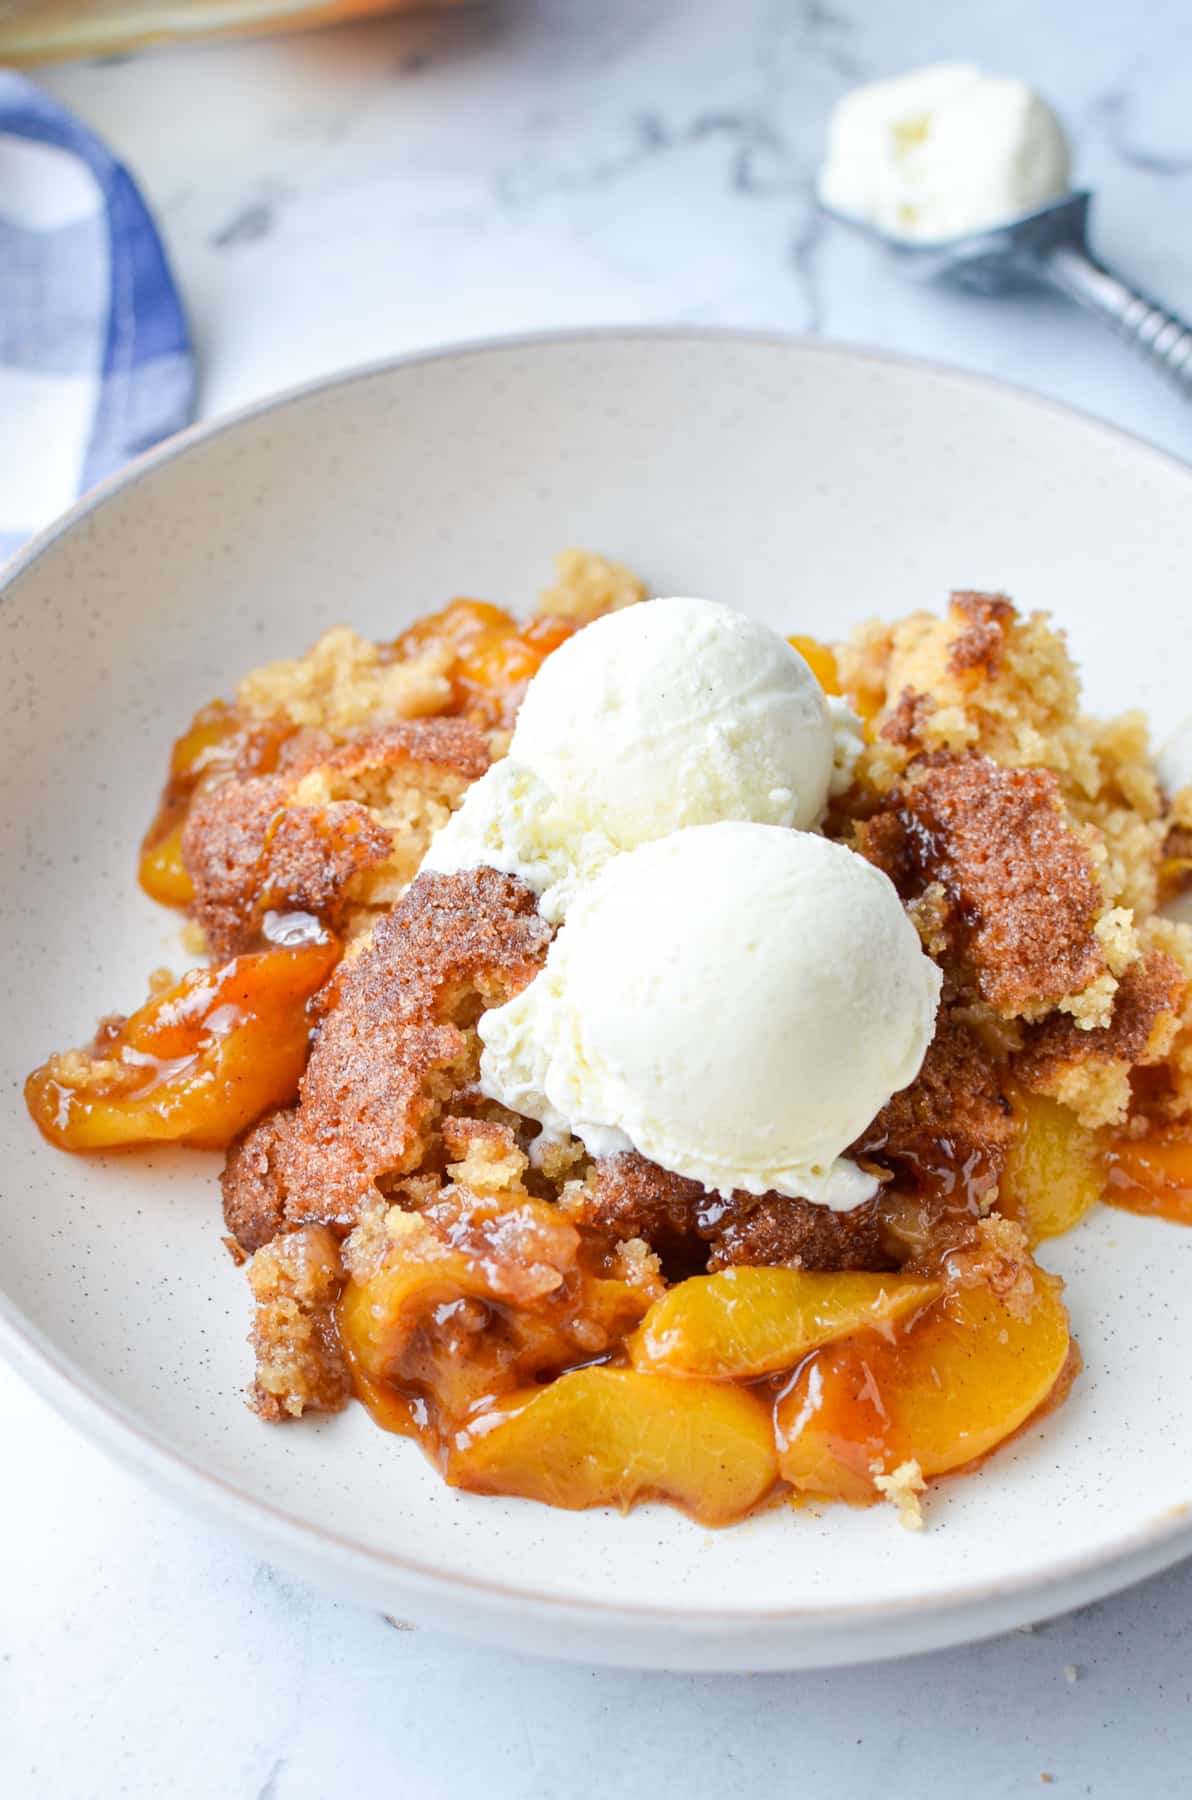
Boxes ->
[816,60,1192,390]
[819,62,1071,244]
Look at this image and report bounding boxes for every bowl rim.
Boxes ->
[3,325,1191,1643]
[2,324,1188,600]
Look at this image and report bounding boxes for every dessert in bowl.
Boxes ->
[26,547,1192,1531]
[7,333,1192,1668]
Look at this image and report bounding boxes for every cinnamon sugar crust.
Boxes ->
[865,754,1106,1019]
[878,687,937,751]
[221,868,551,1245]
[184,718,488,956]
[221,1109,295,1252]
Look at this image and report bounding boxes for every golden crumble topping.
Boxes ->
[238,626,454,737]
[536,547,647,619]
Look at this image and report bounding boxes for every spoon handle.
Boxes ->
[1039,244,1192,394]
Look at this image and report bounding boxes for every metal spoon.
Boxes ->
[821,190,1192,394]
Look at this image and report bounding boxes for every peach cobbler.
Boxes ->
[27,550,1192,1529]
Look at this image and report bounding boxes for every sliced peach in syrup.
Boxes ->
[338,1230,499,1423]
[627,1267,940,1381]
[339,1198,660,1431]
[447,1366,779,1526]
[339,1224,571,1425]
[393,598,580,730]
[1105,1128,1192,1224]
[775,1245,1070,1504]
[998,1086,1105,1244]
[24,937,338,1152]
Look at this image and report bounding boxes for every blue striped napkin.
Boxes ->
[0,71,194,561]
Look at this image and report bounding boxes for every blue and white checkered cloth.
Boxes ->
[0,72,193,562]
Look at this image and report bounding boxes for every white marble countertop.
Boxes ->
[6,2,1192,1793]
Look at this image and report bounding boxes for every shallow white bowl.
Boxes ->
[3,333,1191,1672]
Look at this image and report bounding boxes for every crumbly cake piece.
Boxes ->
[871,1458,927,1531]
[837,590,1192,1128]
[221,868,552,1247]
[184,719,488,957]
[1014,949,1187,1129]
[859,754,1114,1022]
[247,1224,351,1420]
[705,1190,891,1273]
[851,1007,1016,1197]
[838,591,1167,919]
[564,1152,892,1274]
[1132,917,1192,1123]
[536,548,647,619]
[441,1114,533,1197]
[238,625,456,738]
[945,591,1017,680]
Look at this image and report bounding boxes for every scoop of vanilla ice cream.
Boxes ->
[819,61,1071,242]
[509,597,836,848]
[420,758,618,925]
[479,823,941,1211]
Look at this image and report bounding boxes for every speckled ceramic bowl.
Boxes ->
[2,333,1191,1671]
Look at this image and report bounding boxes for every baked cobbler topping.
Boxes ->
[25,550,1192,1530]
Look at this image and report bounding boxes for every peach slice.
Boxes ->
[447,1365,779,1526]
[775,1245,1070,1504]
[25,938,338,1152]
[394,598,580,730]
[138,820,193,907]
[787,634,842,696]
[627,1267,940,1380]
[999,1086,1104,1243]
